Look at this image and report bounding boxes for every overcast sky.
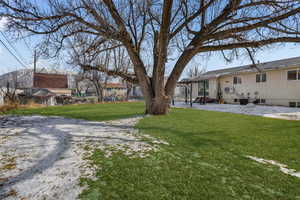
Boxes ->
[1,17,300,77]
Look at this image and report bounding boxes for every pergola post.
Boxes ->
[190,83,193,107]
[203,80,206,105]
[172,96,175,106]
[185,86,188,104]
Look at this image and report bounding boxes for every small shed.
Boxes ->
[32,89,56,106]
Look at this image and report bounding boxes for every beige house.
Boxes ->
[187,57,300,107]
[103,83,127,97]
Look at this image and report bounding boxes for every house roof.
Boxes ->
[32,88,55,98]
[106,83,126,89]
[189,56,300,82]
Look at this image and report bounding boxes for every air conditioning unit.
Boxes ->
[224,87,235,94]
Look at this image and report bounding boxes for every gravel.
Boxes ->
[0,115,164,200]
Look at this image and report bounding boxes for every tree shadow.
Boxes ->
[139,126,224,147]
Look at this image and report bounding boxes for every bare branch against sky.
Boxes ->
[1,0,300,114]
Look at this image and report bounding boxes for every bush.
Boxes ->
[0,103,19,113]
[0,101,44,114]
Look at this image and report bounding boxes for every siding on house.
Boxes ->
[188,57,300,107]
[103,83,127,97]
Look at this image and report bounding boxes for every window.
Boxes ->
[198,80,209,96]
[233,77,242,84]
[262,73,266,82]
[256,74,260,82]
[234,99,238,102]
[287,70,297,80]
[289,102,296,107]
[260,99,266,104]
[297,102,300,108]
[256,73,266,82]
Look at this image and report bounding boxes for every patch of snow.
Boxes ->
[174,102,300,118]
[246,156,300,178]
[0,115,165,200]
[263,112,300,120]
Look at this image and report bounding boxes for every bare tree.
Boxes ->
[187,65,206,79]
[74,71,92,96]
[0,73,19,104]
[85,70,109,102]
[69,36,130,102]
[1,0,300,114]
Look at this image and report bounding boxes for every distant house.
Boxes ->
[104,83,126,97]
[83,82,127,100]
[0,69,76,105]
[181,57,300,107]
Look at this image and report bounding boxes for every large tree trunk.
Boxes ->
[145,98,170,115]
[143,88,171,115]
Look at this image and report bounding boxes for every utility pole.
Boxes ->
[33,49,37,74]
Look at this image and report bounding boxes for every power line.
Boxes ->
[0,31,28,63]
[23,38,33,54]
[20,31,33,54]
[0,37,28,69]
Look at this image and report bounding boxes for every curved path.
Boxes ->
[0,115,159,200]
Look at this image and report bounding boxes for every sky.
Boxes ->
[0,17,300,78]
[181,43,300,78]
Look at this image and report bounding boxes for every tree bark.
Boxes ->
[144,93,170,115]
[141,76,171,115]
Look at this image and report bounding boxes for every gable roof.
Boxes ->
[32,88,55,98]
[190,56,300,82]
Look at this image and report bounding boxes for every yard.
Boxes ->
[1,102,300,199]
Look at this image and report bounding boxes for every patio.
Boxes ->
[174,102,300,120]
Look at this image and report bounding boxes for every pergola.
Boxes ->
[177,77,208,107]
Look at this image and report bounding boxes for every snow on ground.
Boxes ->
[0,115,165,200]
[246,156,300,178]
[174,102,300,119]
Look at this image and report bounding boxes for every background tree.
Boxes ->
[0,69,32,104]
[84,70,109,102]
[187,65,206,79]
[1,0,300,114]
[74,71,94,97]
[0,81,18,103]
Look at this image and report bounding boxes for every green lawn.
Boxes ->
[5,102,145,121]
[5,103,300,199]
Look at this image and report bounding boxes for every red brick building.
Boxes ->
[33,73,68,89]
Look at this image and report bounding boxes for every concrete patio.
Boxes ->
[174,102,300,120]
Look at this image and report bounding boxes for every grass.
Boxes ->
[80,106,300,200]
[3,102,300,199]
[4,102,145,121]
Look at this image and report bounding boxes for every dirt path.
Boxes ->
[0,115,161,200]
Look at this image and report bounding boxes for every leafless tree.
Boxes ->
[0,73,18,103]
[69,36,130,102]
[1,0,300,114]
[85,70,109,102]
[74,71,91,96]
[187,65,206,79]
